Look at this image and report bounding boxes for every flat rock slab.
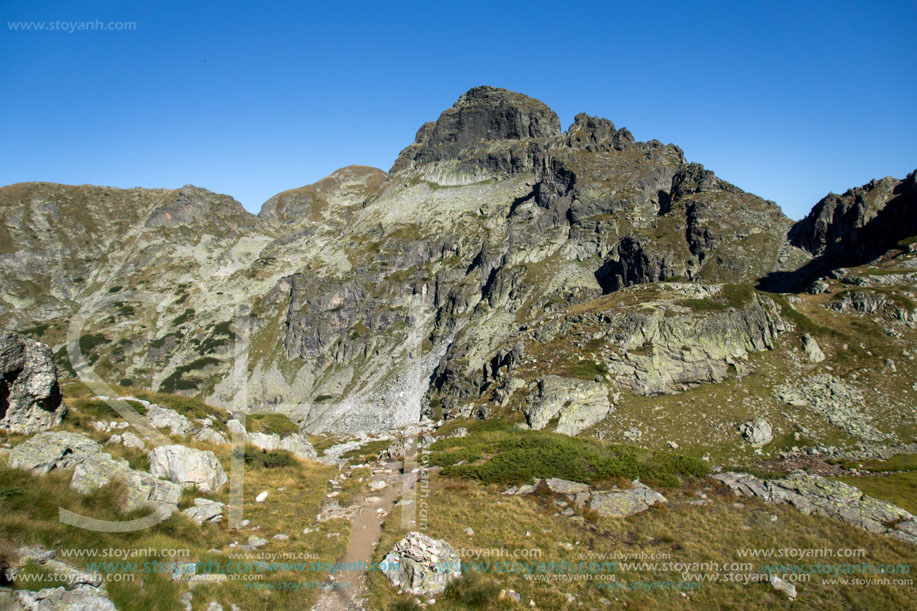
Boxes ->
[714,471,916,543]
[10,432,102,474]
[589,482,667,517]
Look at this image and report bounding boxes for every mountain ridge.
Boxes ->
[1,87,914,446]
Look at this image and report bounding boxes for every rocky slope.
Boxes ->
[0,86,913,450]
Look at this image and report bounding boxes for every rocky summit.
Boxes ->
[0,86,915,610]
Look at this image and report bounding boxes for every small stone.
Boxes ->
[769,574,797,600]
[256,491,268,503]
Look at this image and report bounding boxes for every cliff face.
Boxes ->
[789,170,917,263]
[2,87,913,435]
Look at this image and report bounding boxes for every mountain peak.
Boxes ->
[391,86,561,174]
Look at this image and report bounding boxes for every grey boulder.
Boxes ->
[71,453,181,513]
[149,445,228,493]
[182,498,225,525]
[10,585,116,610]
[738,418,774,447]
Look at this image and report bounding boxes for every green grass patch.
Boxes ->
[765,292,839,337]
[839,454,917,473]
[232,445,295,469]
[171,308,195,326]
[677,298,727,312]
[836,472,917,514]
[432,424,708,488]
[721,283,755,308]
[340,439,393,463]
[247,414,299,436]
[556,359,608,380]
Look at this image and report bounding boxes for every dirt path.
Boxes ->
[311,462,418,611]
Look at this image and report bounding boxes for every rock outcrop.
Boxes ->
[10,432,182,514]
[0,331,65,434]
[148,445,228,493]
[9,431,101,474]
[524,375,612,435]
[223,419,317,459]
[505,477,667,518]
[6,585,116,610]
[789,170,917,264]
[589,482,668,518]
[713,471,916,544]
[391,86,561,179]
[382,531,461,596]
[765,168,917,290]
[70,454,182,514]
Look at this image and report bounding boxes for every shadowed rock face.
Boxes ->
[789,170,916,260]
[0,331,64,434]
[762,169,917,290]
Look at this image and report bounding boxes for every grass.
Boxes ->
[836,472,917,514]
[837,454,917,473]
[247,414,299,436]
[677,298,728,312]
[430,423,708,488]
[367,474,917,611]
[556,359,608,380]
[764,292,840,338]
[232,445,296,469]
[0,424,346,610]
[340,439,392,463]
[158,355,222,393]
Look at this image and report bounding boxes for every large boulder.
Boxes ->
[149,445,228,493]
[248,432,280,451]
[10,432,102,474]
[738,418,774,447]
[382,531,461,596]
[802,334,826,363]
[224,419,316,459]
[0,331,65,434]
[70,454,181,513]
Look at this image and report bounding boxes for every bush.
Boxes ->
[232,446,295,469]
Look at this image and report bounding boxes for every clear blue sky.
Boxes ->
[1,0,914,220]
